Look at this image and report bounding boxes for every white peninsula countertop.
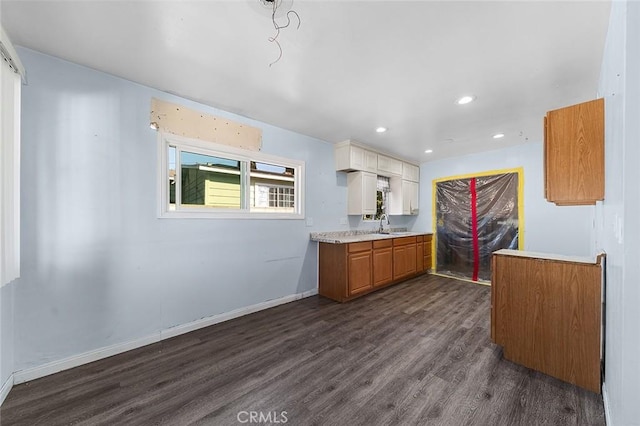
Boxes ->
[493,249,605,265]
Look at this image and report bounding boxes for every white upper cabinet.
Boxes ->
[347,171,377,215]
[402,163,419,182]
[389,177,419,216]
[336,140,420,216]
[377,155,403,177]
[335,141,377,173]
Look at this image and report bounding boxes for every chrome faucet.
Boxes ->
[379,213,390,233]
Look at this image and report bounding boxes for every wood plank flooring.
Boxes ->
[0,275,605,425]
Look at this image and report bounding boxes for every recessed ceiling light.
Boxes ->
[493,133,505,139]
[425,149,433,154]
[456,95,476,105]
[376,127,387,133]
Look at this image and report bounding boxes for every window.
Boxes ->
[0,27,24,286]
[363,176,390,221]
[159,133,304,219]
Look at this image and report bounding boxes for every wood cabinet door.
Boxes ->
[405,243,417,275]
[348,251,372,295]
[393,245,406,280]
[373,247,393,287]
[545,98,604,205]
[416,242,424,272]
[424,236,432,271]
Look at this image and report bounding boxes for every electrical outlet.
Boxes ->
[339,217,347,225]
[305,217,314,227]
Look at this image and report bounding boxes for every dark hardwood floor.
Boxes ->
[0,275,605,425]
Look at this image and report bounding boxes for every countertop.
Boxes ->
[493,249,605,265]
[310,229,432,244]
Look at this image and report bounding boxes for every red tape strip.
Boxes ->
[470,178,479,281]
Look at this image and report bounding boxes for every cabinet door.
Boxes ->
[402,163,419,182]
[347,171,377,215]
[364,150,378,173]
[373,247,393,287]
[423,235,432,271]
[416,242,424,272]
[545,98,604,205]
[348,251,372,295]
[393,245,406,280]
[402,180,419,215]
[378,155,403,176]
[350,145,365,170]
[405,243,417,275]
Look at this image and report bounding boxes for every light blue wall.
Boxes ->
[418,142,595,256]
[13,47,410,372]
[597,1,640,424]
[0,283,14,388]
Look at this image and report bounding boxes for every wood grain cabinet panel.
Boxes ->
[319,234,432,302]
[491,250,603,393]
[348,251,373,295]
[372,247,393,287]
[544,98,604,205]
[423,235,432,271]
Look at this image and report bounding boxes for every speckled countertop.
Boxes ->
[310,229,432,244]
[493,249,605,265]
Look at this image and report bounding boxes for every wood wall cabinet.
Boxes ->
[318,234,432,302]
[544,98,604,205]
[491,249,604,393]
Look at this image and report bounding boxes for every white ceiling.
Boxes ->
[1,0,611,163]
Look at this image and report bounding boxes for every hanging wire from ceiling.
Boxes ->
[260,0,301,67]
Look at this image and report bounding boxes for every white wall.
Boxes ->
[418,142,595,257]
[597,1,640,424]
[12,47,401,373]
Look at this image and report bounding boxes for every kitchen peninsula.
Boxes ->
[311,230,433,302]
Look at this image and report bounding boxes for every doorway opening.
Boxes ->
[433,168,524,282]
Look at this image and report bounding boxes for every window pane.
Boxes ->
[180,150,241,209]
[250,162,295,213]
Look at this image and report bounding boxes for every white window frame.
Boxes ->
[0,26,25,287]
[157,132,305,219]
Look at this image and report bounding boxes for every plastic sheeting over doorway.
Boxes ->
[434,170,522,282]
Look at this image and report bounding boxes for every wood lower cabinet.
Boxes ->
[318,234,432,302]
[372,240,393,287]
[491,249,604,393]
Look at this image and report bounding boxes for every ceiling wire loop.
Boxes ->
[265,0,301,67]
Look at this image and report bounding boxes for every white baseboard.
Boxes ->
[160,289,317,340]
[602,381,612,426]
[13,289,318,385]
[0,374,13,407]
